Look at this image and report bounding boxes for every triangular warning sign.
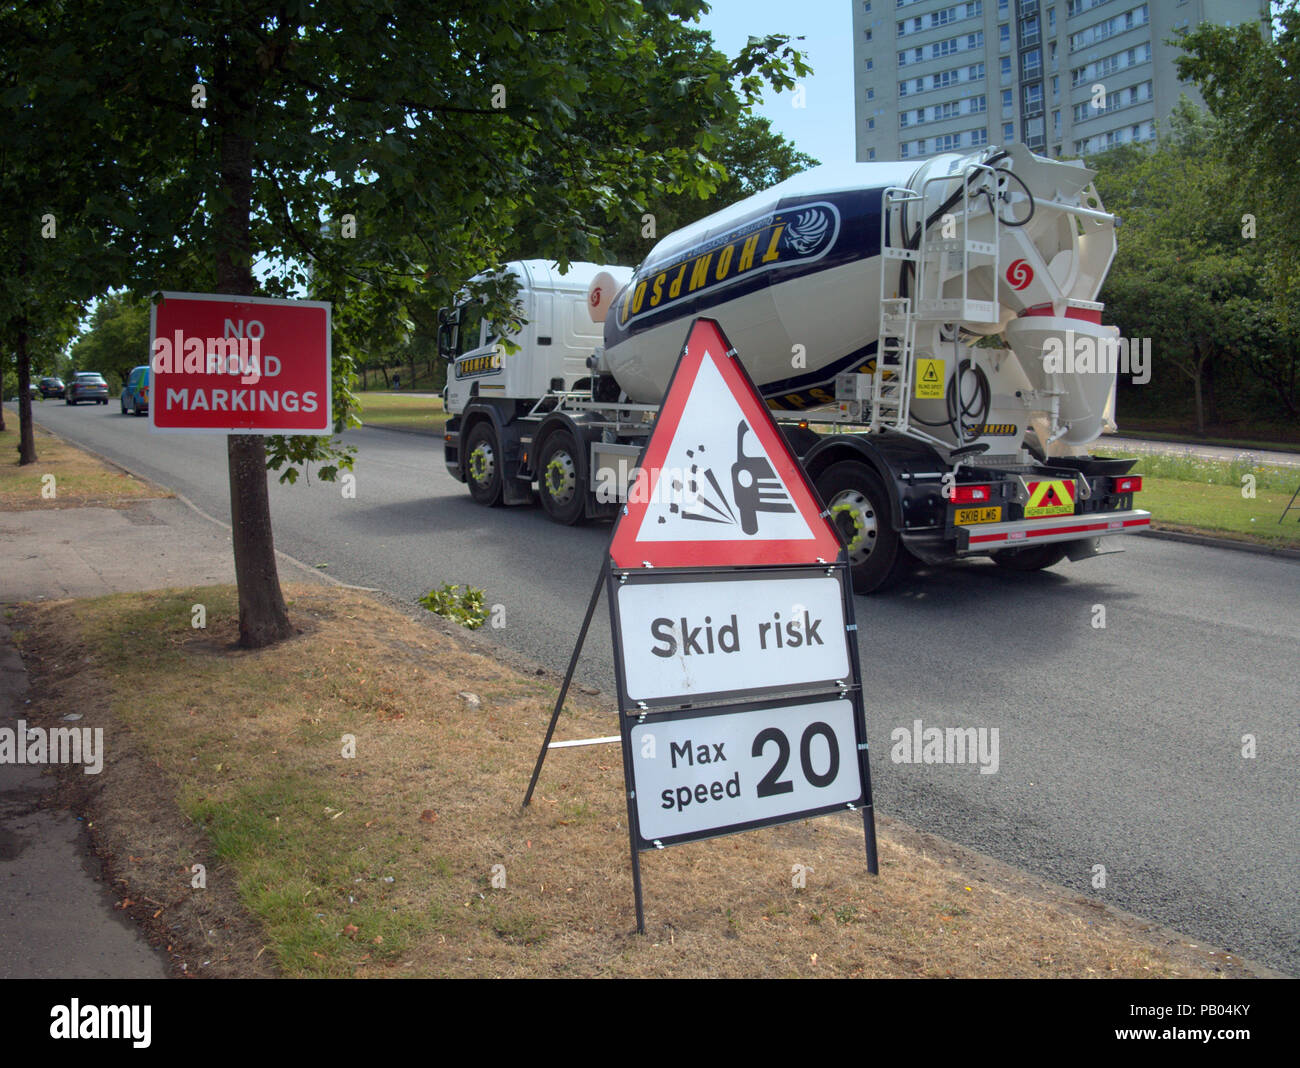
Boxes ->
[608,319,843,569]
[921,363,940,383]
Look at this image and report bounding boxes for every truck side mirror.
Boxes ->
[437,307,459,360]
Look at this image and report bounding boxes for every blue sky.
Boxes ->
[694,0,856,166]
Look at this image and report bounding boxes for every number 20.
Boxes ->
[752,722,840,797]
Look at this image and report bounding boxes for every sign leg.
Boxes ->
[522,559,608,807]
[630,839,646,936]
[863,806,879,876]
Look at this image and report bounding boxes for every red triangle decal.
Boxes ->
[608,319,843,569]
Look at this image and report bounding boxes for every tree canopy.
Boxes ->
[1093,101,1297,432]
[4,0,809,643]
[1176,1,1300,320]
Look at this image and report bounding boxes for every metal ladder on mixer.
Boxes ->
[873,166,1002,441]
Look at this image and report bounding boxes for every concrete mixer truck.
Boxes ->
[438,143,1150,592]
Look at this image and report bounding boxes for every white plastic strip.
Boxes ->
[548,735,622,749]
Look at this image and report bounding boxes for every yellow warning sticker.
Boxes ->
[1024,479,1075,518]
[915,358,944,400]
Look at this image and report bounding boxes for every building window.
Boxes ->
[865,58,873,70]
[868,118,875,129]
[1001,56,1012,84]
[970,127,988,146]
[1053,109,1061,137]
[1069,4,1151,54]
[1002,88,1013,109]
[1052,75,1059,99]
[863,1,871,10]
[866,88,875,99]
[1003,122,1014,140]
[1022,47,1042,79]
[867,148,876,159]
[865,29,873,41]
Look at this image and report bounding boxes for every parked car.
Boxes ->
[65,372,109,405]
[121,365,150,416]
[38,376,65,398]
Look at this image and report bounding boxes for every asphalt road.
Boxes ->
[19,401,1300,975]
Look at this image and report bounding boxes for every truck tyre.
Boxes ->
[992,543,1070,571]
[464,423,503,506]
[537,429,586,525]
[816,461,914,594]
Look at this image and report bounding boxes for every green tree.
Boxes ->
[0,1,112,458]
[13,1,805,646]
[1093,102,1292,433]
[67,292,150,392]
[1176,2,1300,319]
[597,111,819,266]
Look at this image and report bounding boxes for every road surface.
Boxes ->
[17,401,1300,975]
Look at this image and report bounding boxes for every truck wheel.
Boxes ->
[992,543,1070,571]
[537,430,586,525]
[816,461,913,594]
[464,423,503,506]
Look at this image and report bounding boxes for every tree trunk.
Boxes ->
[17,318,36,464]
[1192,362,1205,435]
[215,48,292,648]
[227,433,291,646]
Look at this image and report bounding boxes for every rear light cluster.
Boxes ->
[1112,475,1142,494]
[950,484,993,505]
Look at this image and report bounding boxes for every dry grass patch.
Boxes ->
[11,584,1264,979]
[0,423,165,509]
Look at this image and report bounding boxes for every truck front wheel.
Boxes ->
[464,423,503,506]
[537,430,586,525]
[816,461,914,594]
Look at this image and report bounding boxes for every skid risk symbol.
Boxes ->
[608,319,842,569]
[671,421,795,534]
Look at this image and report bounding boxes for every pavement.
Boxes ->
[0,495,320,978]
[1104,434,1300,469]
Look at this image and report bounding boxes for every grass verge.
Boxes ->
[357,393,447,434]
[0,423,166,509]
[1096,449,1300,549]
[11,583,1268,979]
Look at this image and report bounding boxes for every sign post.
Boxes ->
[527,317,877,935]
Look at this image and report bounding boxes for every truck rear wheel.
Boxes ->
[537,429,586,525]
[992,543,1070,571]
[816,462,913,594]
[464,423,503,506]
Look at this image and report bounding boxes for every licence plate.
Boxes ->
[955,506,1001,525]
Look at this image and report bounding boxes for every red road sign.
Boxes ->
[608,318,842,569]
[149,292,331,434]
